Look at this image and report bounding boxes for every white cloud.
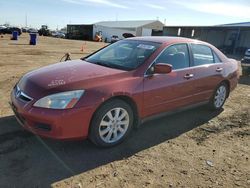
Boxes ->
[145,3,165,10]
[62,0,128,9]
[174,1,250,19]
[62,0,250,18]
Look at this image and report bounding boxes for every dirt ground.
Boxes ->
[0,34,249,188]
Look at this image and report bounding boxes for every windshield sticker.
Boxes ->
[137,44,155,50]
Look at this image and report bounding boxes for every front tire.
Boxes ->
[89,99,134,147]
[209,82,228,110]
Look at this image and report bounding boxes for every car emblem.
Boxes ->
[16,90,21,98]
[15,86,21,98]
[14,86,33,101]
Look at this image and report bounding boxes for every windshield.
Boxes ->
[85,40,161,71]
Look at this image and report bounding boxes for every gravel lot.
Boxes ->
[0,34,249,188]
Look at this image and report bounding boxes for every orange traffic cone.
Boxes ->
[80,41,87,52]
[80,45,84,52]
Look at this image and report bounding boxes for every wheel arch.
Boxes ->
[89,95,140,134]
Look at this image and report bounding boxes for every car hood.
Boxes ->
[18,60,126,99]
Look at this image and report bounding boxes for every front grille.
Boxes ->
[19,93,32,102]
[15,85,33,102]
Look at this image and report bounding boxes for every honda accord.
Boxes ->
[10,37,239,147]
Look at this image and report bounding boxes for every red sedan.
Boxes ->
[10,37,239,147]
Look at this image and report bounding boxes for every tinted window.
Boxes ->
[191,44,214,66]
[85,40,160,71]
[155,44,190,70]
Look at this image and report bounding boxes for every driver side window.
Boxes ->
[155,44,190,70]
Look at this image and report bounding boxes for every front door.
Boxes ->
[143,43,197,118]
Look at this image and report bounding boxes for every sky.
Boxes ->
[0,0,250,29]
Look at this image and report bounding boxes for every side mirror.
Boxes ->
[154,63,172,74]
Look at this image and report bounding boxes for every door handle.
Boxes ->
[184,74,194,79]
[216,67,223,72]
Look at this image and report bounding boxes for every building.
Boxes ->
[93,20,164,42]
[66,20,164,42]
[67,24,93,40]
[163,22,250,55]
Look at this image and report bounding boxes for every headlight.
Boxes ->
[34,90,84,109]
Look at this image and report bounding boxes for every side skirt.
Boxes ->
[137,101,209,127]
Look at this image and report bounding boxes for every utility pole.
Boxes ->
[115,13,118,21]
[25,13,27,27]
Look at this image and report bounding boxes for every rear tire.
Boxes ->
[89,99,134,147]
[208,82,228,110]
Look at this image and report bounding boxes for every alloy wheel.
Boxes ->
[214,85,227,108]
[98,107,129,143]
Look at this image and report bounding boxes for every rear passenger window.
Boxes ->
[155,44,190,70]
[191,44,214,66]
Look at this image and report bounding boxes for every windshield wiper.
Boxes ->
[81,57,90,62]
[84,60,129,71]
[93,61,117,69]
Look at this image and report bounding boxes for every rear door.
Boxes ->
[189,43,225,103]
[143,43,197,117]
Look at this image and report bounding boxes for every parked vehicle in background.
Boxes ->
[51,31,65,38]
[22,27,29,33]
[111,35,119,43]
[0,25,7,30]
[38,25,51,36]
[0,26,22,35]
[241,48,250,75]
[10,37,239,147]
[123,33,135,38]
[21,27,38,33]
[0,25,7,34]
[27,28,38,33]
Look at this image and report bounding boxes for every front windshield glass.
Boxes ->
[85,40,161,71]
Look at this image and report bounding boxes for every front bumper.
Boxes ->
[10,89,96,140]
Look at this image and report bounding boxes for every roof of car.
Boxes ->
[126,36,205,44]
